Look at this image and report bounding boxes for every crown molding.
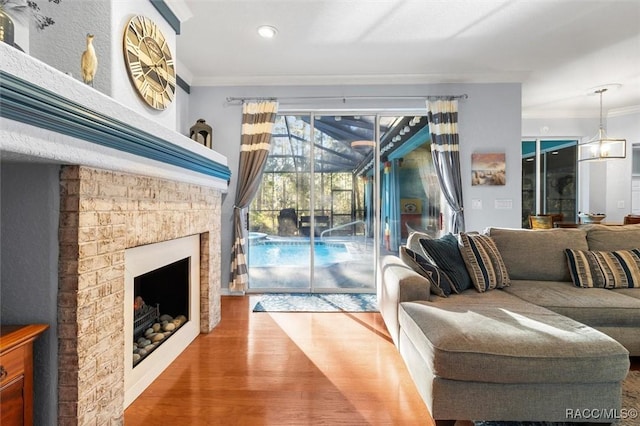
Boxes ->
[191,72,525,87]
[609,104,640,117]
[522,110,595,120]
[523,104,640,120]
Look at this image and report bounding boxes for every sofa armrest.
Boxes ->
[379,255,431,347]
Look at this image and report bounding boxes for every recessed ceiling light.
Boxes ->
[257,25,278,39]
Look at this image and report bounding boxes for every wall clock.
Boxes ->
[123,15,176,110]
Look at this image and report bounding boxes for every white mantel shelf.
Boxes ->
[0,43,230,190]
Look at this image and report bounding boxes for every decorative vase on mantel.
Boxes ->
[0,8,15,47]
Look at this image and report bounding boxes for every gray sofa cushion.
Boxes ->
[612,288,640,300]
[399,290,629,385]
[486,227,588,281]
[586,223,640,251]
[503,280,640,327]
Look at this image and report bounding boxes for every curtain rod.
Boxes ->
[225,94,468,104]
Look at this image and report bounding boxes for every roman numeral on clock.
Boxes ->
[145,92,156,109]
[139,80,151,98]
[126,38,141,55]
[129,61,144,78]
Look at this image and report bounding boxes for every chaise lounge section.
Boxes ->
[379,225,639,423]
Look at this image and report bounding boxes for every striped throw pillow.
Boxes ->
[400,246,456,297]
[459,233,511,292]
[565,248,640,288]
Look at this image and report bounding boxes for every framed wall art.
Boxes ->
[472,153,506,186]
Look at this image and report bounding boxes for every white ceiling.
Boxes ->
[173,0,640,118]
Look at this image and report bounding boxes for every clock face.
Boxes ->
[123,15,176,110]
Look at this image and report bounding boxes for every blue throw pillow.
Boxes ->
[400,246,456,297]
[419,234,473,292]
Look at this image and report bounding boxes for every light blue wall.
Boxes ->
[187,83,522,291]
[176,84,191,136]
[1,162,59,426]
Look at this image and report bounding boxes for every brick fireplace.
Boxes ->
[57,165,222,424]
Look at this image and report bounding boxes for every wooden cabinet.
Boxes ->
[0,324,48,426]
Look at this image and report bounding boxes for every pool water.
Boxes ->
[248,241,350,267]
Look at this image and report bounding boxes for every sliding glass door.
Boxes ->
[247,112,443,293]
[247,115,312,290]
[313,115,377,292]
[247,114,378,293]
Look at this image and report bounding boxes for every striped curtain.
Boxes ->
[230,101,278,292]
[426,99,465,233]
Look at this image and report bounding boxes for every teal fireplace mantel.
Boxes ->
[0,42,230,189]
[0,70,231,183]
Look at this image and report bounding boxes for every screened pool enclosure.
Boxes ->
[247,113,444,292]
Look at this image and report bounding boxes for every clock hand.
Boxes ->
[134,49,156,71]
[154,64,175,87]
[138,39,163,70]
[141,39,159,63]
[149,66,167,88]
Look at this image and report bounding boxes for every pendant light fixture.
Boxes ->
[578,86,626,161]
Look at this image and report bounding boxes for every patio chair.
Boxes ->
[529,215,553,229]
[277,208,298,236]
[529,213,564,229]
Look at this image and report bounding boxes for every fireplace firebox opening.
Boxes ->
[124,234,201,407]
[132,257,190,367]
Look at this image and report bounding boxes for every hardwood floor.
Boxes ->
[125,296,640,425]
[124,296,435,425]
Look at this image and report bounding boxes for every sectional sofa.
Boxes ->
[379,224,640,424]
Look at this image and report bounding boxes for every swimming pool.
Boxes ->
[248,241,350,267]
[248,232,267,241]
